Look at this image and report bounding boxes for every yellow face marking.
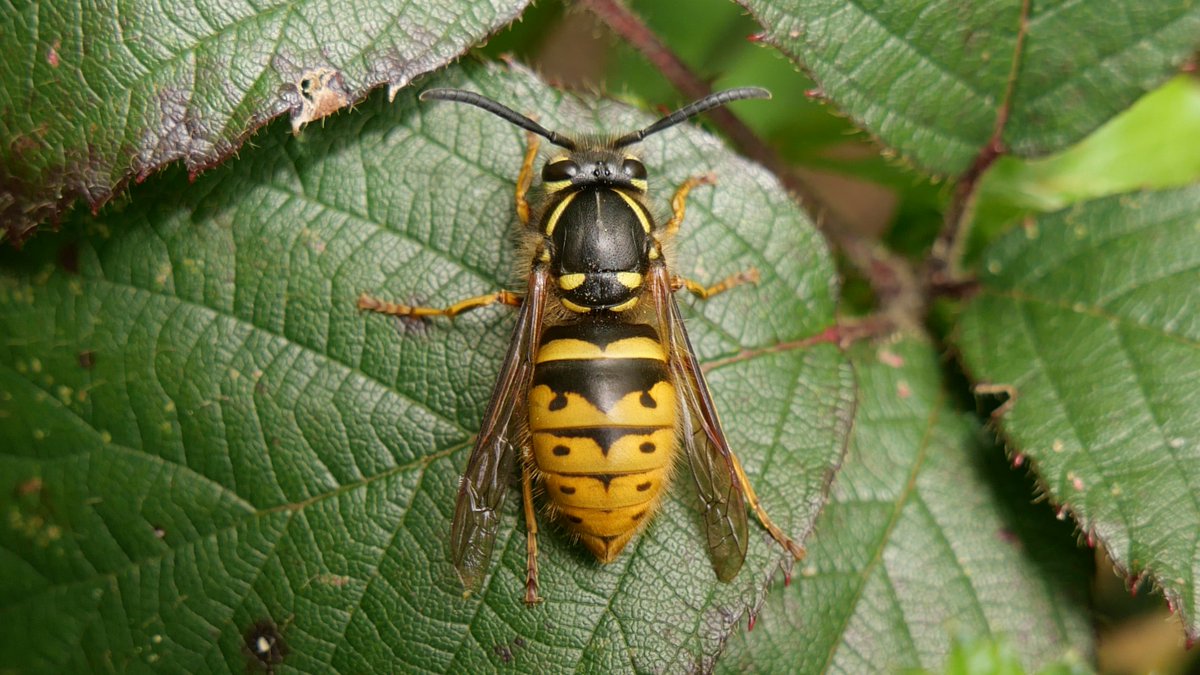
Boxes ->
[544,191,577,237]
[535,336,666,363]
[543,180,572,193]
[615,272,643,289]
[629,178,648,193]
[559,297,591,313]
[613,190,652,234]
[608,296,639,312]
[557,273,586,291]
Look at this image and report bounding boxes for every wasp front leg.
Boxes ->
[663,173,716,236]
[515,132,541,227]
[357,289,521,319]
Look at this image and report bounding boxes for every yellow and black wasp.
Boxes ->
[358,86,804,603]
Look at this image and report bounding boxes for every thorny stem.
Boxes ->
[580,0,924,335]
[927,0,1030,286]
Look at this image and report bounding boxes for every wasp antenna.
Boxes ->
[612,87,771,148]
[420,88,577,150]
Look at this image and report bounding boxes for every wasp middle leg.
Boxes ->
[357,290,521,319]
[672,268,760,300]
[729,450,805,560]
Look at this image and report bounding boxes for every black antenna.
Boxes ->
[612,87,771,148]
[420,88,577,150]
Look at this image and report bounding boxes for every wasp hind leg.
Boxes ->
[731,451,805,560]
[521,450,542,605]
[356,289,522,319]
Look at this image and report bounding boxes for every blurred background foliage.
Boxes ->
[483,1,1200,672]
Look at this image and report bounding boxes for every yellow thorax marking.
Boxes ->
[608,296,639,312]
[559,297,591,313]
[544,191,577,237]
[615,272,643,289]
[612,189,652,234]
[558,273,586,291]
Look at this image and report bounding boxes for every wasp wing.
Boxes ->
[449,267,549,593]
[649,265,749,581]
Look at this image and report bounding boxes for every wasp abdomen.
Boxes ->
[528,322,677,562]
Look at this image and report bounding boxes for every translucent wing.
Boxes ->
[648,265,749,581]
[449,267,549,593]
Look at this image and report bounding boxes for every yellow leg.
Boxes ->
[672,268,760,299]
[515,132,541,226]
[522,453,542,605]
[664,173,716,235]
[729,451,806,560]
[356,290,521,319]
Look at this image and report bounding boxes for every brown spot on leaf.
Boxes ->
[290,68,349,134]
[47,40,60,67]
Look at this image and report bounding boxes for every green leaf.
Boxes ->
[955,186,1200,638]
[720,338,1093,672]
[736,0,1200,174]
[0,0,529,243]
[0,61,853,672]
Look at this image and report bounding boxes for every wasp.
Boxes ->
[358,86,804,603]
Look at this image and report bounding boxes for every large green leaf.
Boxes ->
[0,61,853,672]
[720,338,1093,672]
[955,186,1200,638]
[736,0,1200,174]
[0,0,528,243]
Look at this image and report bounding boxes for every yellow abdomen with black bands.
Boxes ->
[528,321,677,561]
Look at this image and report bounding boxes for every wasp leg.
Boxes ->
[356,290,521,319]
[729,450,806,560]
[672,268,760,300]
[515,132,541,226]
[521,451,542,605]
[663,173,716,236]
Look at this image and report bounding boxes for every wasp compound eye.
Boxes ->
[542,159,579,183]
[621,158,646,180]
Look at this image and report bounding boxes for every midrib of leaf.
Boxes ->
[818,389,942,673]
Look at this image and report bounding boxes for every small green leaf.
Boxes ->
[0,0,529,242]
[0,61,853,672]
[737,0,1200,174]
[720,338,1093,672]
[955,186,1200,638]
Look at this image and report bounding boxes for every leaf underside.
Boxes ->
[0,61,853,672]
[956,186,1200,639]
[0,0,530,243]
[737,0,1200,174]
[720,338,1093,673]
